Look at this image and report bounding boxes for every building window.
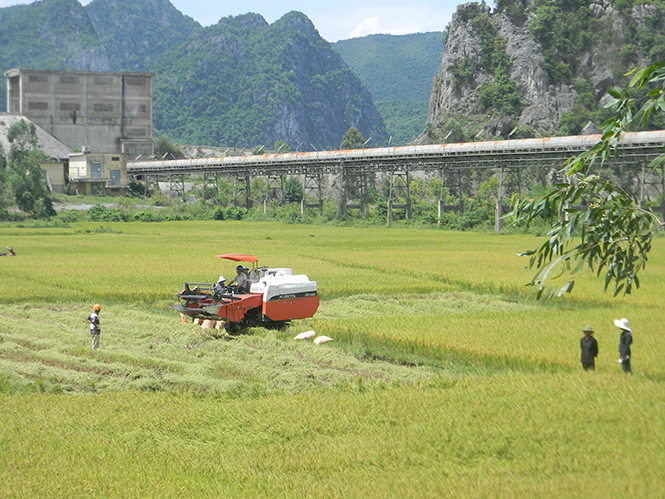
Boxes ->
[28,102,49,110]
[93,76,113,85]
[126,127,148,137]
[93,103,114,112]
[59,76,80,84]
[125,77,147,86]
[28,75,48,83]
[60,103,81,111]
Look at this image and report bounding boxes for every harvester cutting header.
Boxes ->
[174,254,319,332]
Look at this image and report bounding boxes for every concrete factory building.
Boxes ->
[4,69,154,159]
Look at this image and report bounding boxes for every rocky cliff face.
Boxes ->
[264,12,386,149]
[427,0,665,139]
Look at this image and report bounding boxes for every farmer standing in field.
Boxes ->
[580,325,598,371]
[87,304,102,350]
[615,318,633,374]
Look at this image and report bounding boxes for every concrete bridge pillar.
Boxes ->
[495,168,504,232]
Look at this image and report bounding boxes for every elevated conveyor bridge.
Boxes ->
[128,131,665,229]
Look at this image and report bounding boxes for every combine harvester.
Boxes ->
[174,254,319,332]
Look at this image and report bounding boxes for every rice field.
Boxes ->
[0,220,664,497]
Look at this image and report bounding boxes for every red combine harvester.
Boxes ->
[173,254,319,331]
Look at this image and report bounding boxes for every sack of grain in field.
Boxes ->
[293,330,316,340]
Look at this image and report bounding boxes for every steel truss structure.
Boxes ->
[129,131,665,228]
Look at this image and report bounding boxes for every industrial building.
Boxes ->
[4,69,154,159]
[67,152,128,196]
[2,69,155,196]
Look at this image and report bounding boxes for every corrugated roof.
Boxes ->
[0,113,73,160]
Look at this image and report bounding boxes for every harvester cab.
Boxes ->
[173,254,319,332]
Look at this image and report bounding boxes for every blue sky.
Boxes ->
[0,0,461,42]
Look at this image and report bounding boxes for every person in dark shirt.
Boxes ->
[580,325,599,371]
[614,318,633,374]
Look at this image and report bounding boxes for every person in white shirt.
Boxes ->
[229,265,249,293]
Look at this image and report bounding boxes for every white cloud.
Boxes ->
[313,3,454,42]
[349,17,382,38]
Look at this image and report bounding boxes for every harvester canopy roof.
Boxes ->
[215,254,258,263]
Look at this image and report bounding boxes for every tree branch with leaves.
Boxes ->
[510,62,665,298]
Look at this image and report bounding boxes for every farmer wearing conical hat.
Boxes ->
[580,325,598,371]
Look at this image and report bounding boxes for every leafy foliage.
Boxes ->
[0,144,10,220]
[526,0,598,83]
[374,100,428,145]
[6,120,55,218]
[455,4,525,116]
[340,127,366,149]
[283,176,304,204]
[154,137,185,160]
[510,61,665,298]
[450,57,475,87]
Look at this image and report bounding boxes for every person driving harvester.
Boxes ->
[228,265,249,293]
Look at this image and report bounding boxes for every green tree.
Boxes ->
[340,127,366,149]
[154,136,185,159]
[283,176,303,204]
[510,62,665,298]
[6,120,54,218]
[0,144,11,220]
[274,141,291,153]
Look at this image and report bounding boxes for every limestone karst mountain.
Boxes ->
[427,0,665,142]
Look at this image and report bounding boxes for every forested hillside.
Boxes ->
[334,32,445,145]
[152,12,386,149]
[85,0,201,71]
[0,0,109,103]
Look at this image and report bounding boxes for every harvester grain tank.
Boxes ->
[173,254,319,331]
